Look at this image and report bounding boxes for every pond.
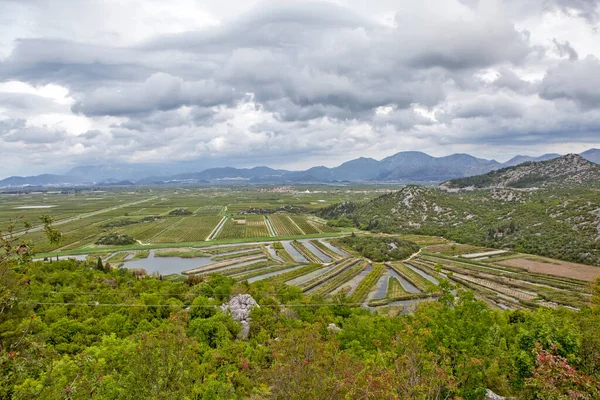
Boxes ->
[300,240,332,263]
[389,269,420,294]
[123,250,213,275]
[317,240,348,256]
[282,241,308,263]
[404,263,440,285]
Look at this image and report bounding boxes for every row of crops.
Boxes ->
[408,251,591,310]
[267,215,303,236]
[215,216,271,239]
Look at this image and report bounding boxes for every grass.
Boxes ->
[219,261,272,277]
[154,249,211,258]
[368,292,439,307]
[272,242,296,263]
[183,253,267,275]
[300,259,359,292]
[348,264,386,304]
[206,245,262,255]
[233,264,299,282]
[105,252,129,268]
[265,264,325,286]
[129,250,150,260]
[309,240,343,260]
[387,277,408,298]
[310,262,366,297]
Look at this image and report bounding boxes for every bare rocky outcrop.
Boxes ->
[221,294,259,339]
[485,389,511,400]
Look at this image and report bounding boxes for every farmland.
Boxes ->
[216,216,271,239]
[2,187,363,254]
[3,185,598,315]
[267,215,303,236]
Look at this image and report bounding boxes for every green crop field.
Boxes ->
[268,215,303,236]
[216,215,271,239]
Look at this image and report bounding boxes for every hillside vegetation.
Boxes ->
[318,183,600,266]
[441,154,599,190]
[335,235,420,262]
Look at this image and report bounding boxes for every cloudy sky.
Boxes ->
[1,0,599,177]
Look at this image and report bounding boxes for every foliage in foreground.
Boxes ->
[1,218,600,399]
[0,255,599,399]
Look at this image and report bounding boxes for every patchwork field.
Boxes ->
[495,257,600,282]
[5,186,598,314]
[3,187,362,254]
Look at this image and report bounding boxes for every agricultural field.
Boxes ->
[152,216,222,243]
[2,187,354,254]
[290,216,320,234]
[494,257,600,282]
[216,216,271,239]
[387,277,408,298]
[267,215,303,236]
[408,241,597,309]
[290,240,324,264]
[4,186,598,314]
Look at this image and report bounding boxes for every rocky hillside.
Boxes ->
[318,184,600,266]
[440,154,599,190]
[352,186,473,232]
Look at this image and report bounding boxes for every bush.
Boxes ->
[169,208,193,216]
[336,235,419,262]
[95,233,136,245]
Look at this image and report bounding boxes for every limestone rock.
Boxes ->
[221,294,259,339]
[485,389,510,400]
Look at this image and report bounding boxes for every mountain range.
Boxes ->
[2,148,600,188]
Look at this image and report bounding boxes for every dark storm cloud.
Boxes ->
[1,126,68,144]
[0,39,155,89]
[539,56,600,108]
[0,91,61,111]
[553,39,579,60]
[451,95,523,119]
[72,73,237,116]
[549,0,599,22]
[491,68,534,93]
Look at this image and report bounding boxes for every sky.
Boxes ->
[0,0,599,177]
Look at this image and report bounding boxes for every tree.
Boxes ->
[525,344,600,399]
[0,217,34,319]
[40,215,61,260]
[96,257,104,271]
